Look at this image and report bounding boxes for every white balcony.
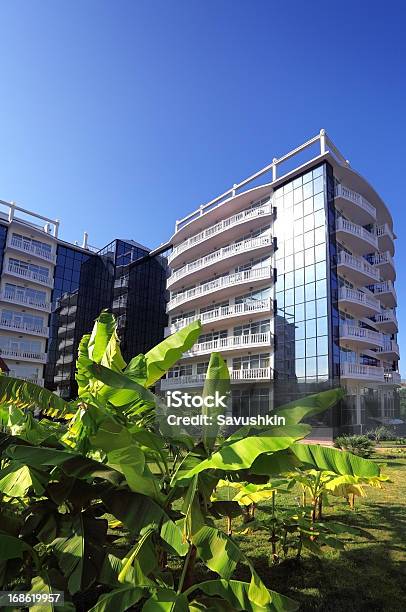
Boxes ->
[377,340,400,361]
[184,332,272,357]
[374,310,398,334]
[57,321,76,336]
[58,337,74,351]
[335,184,376,225]
[8,374,44,386]
[6,263,53,288]
[0,290,51,313]
[370,251,395,282]
[167,267,272,312]
[340,362,384,382]
[368,280,397,308]
[0,319,49,338]
[376,224,395,256]
[165,299,272,336]
[338,287,381,318]
[7,236,56,263]
[337,251,380,285]
[169,204,273,266]
[336,217,378,255]
[160,366,271,389]
[112,295,128,310]
[0,347,46,363]
[168,235,273,290]
[383,370,401,385]
[339,324,384,350]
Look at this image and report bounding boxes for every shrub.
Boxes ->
[366,426,395,442]
[334,434,374,458]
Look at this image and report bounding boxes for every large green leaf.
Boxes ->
[188,579,298,612]
[85,362,157,409]
[76,334,92,397]
[184,425,310,477]
[88,585,145,612]
[144,320,202,387]
[0,533,32,561]
[0,375,72,418]
[192,526,241,580]
[202,352,230,454]
[107,446,165,504]
[88,311,125,368]
[142,588,189,612]
[0,462,47,497]
[276,388,344,425]
[29,574,75,612]
[290,444,381,477]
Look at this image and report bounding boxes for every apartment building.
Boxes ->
[0,200,168,398]
[162,130,401,434]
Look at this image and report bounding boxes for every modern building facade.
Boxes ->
[0,200,168,399]
[162,130,401,434]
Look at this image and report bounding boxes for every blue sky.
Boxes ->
[0,1,405,372]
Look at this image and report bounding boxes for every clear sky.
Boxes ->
[0,0,405,373]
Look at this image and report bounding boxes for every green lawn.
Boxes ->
[203,456,406,611]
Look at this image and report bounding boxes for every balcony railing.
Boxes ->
[166,299,272,335]
[336,217,378,249]
[8,236,56,263]
[168,235,273,287]
[384,370,401,384]
[169,204,272,263]
[340,362,384,382]
[340,324,383,347]
[339,287,380,311]
[0,347,46,363]
[335,184,376,219]
[374,309,398,327]
[184,332,272,357]
[7,263,53,287]
[376,224,395,242]
[377,340,400,357]
[0,290,51,312]
[0,318,49,337]
[161,366,271,389]
[168,267,272,310]
[8,374,44,386]
[337,251,380,281]
[368,280,397,302]
[369,251,395,268]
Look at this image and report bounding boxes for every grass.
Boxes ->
[206,456,406,611]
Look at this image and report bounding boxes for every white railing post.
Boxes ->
[320,129,326,154]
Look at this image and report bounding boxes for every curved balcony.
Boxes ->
[58,337,74,351]
[7,236,56,264]
[340,362,384,382]
[335,184,376,225]
[370,251,395,282]
[184,332,272,358]
[165,299,272,336]
[0,347,46,363]
[383,370,401,385]
[160,366,271,389]
[339,324,384,350]
[367,280,397,308]
[168,235,273,290]
[338,287,381,318]
[336,217,378,255]
[6,263,53,288]
[169,204,273,266]
[57,321,76,336]
[376,224,395,257]
[167,267,273,312]
[337,251,380,285]
[0,319,49,338]
[374,310,398,334]
[0,291,51,313]
[377,340,400,361]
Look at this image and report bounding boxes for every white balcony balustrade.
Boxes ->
[334,184,376,224]
[339,324,384,349]
[377,340,400,360]
[167,267,272,311]
[338,287,380,317]
[166,299,272,335]
[368,280,397,308]
[0,347,46,363]
[160,366,271,389]
[169,204,272,264]
[376,224,395,256]
[383,370,401,385]
[0,318,49,337]
[0,290,51,312]
[6,263,53,288]
[374,309,398,334]
[337,251,380,284]
[370,251,395,282]
[8,236,56,263]
[168,235,273,288]
[340,362,384,382]
[336,217,378,254]
[184,332,272,357]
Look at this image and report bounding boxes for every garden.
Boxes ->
[0,312,404,611]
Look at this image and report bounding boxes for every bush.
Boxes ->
[334,434,374,458]
[366,426,396,442]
